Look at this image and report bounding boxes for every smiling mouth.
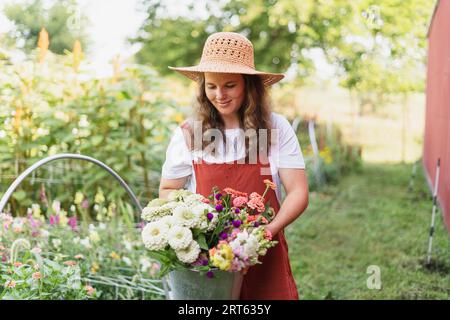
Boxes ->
[217,100,231,106]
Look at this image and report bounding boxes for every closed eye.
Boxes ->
[207,85,235,89]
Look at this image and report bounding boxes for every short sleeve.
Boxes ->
[271,113,306,169]
[161,126,193,179]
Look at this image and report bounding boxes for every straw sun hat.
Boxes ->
[168,32,285,86]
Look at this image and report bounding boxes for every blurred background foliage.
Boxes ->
[0,47,184,216]
[0,0,433,217]
[132,0,428,111]
[3,0,90,54]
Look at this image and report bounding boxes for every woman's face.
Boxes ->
[204,72,246,119]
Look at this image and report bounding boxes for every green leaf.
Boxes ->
[197,234,208,250]
[12,190,27,202]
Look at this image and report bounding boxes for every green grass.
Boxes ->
[285,162,450,299]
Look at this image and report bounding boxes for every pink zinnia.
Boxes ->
[247,198,265,213]
[232,196,248,208]
[249,192,263,200]
[231,228,240,239]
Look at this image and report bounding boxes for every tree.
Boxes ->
[3,0,90,54]
[327,0,430,113]
[132,0,431,104]
[131,0,327,83]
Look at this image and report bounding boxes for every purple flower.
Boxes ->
[27,214,41,229]
[206,271,214,278]
[68,216,78,231]
[202,259,209,266]
[137,221,146,230]
[215,193,222,200]
[234,208,240,213]
[215,204,223,212]
[206,213,214,221]
[49,215,60,226]
[39,184,48,207]
[81,199,89,209]
[232,220,242,228]
[253,222,260,227]
[220,232,228,240]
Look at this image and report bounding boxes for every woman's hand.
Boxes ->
[264,223,280,239]
[266,168,309,236]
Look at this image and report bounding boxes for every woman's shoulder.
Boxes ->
[180,117,195,130]
[270,112,292,130]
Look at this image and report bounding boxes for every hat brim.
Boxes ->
[168,63,284,86]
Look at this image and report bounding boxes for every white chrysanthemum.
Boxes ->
[159,215,176,229]
[141,206,158,221]
[147,198,168,207]
[168,189,193,202]
[191,203,211,216]
[168,225,193,250]
[173,205,199,228]
[141,221,169,250]
[184,194,206,205]
[191,203,213,228]
[243,234,260,258]
[175,240,201,264]
[141,202,176,222]
[236,230,249,243]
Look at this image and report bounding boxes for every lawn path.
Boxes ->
[285,162,450,299]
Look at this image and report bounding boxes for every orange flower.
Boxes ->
[223,188,248,198]
[263,179,276,190]
[85,285,95,296]
[38,27,49,63]
[64,260,77,266]
[32,272,42,280]
[110,251,120,260]
[73,39,82,72]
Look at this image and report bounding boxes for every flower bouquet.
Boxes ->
[140,180,278,299]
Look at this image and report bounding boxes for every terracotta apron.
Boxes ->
[192,154,299,300]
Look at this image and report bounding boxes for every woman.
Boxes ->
[159,32,309,300]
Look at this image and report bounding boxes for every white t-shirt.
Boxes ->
[161,112,306,203]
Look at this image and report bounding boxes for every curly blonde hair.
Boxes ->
[181,73,274,161]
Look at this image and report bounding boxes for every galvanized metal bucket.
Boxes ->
[166,269,243,300]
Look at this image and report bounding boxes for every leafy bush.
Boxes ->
[292,117,362,191]
[0,51,185,216]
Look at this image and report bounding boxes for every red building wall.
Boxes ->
[424,0,450,232]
